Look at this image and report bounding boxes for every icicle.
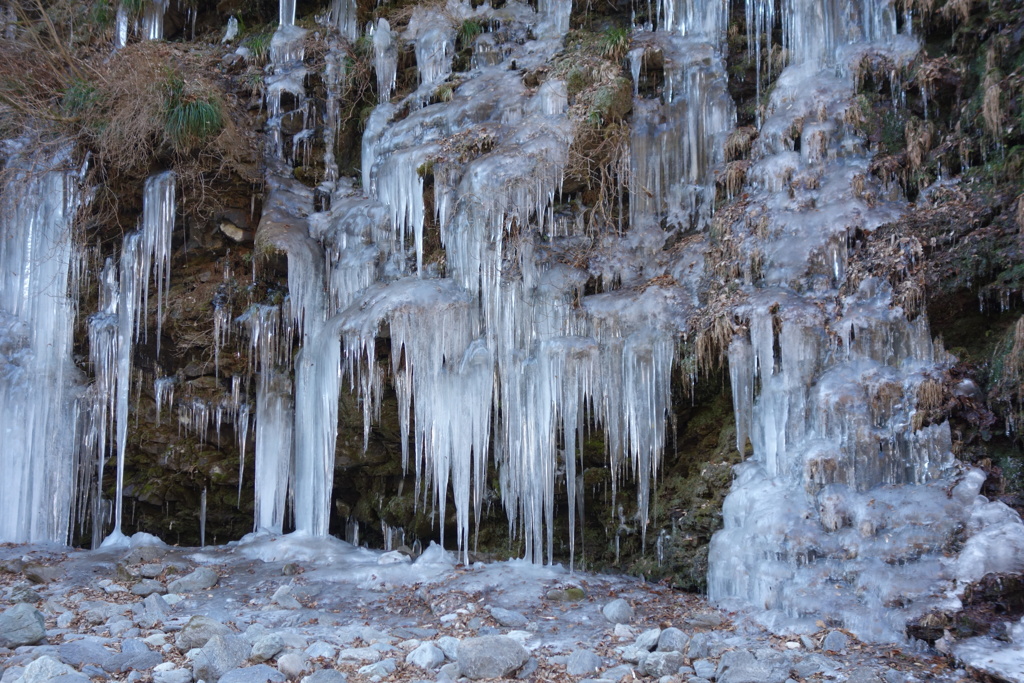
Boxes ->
[222,16,239,43]
[0,143,84,544]
[141,0,168,40]
[279,0,296,27]
[115,5,129,48]
[373,19,398,104]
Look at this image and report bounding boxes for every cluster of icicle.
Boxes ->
[85,172,177,548]
[704,0,1024,642]
[241,0,734,569]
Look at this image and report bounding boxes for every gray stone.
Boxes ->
[716,650,788,683]
[0,603,46,647]
[104,650,164,674]
[566,649,602,676]
[692,659,716,679]
[687,632,709,659]
[657,627,690,654]
[684,613,723,629]
[845,671,884,683]
[822,630,849,653]
[516,657,538,679]
[603,664,638,680]
[48,675,91,683]
[435,636,459,661]
[304,641,336,660]
[139,563,165,578]
[791,654,838,679]
[488,607,529,629]
[15,655,77,683]
[152,668,192,683]
[193,634,250,683]
[601,598,634,624]
[456,635,530,680]
[357,658,396,676]
[337,646,380,663]
[11,586,42,603]
[406,642,444,670]
[276,651,306,678]
[167,567,219,594]
[131,580,165,597]
[301,671,348,683]
[643,651,684,678]
[635,628,662,651]
[23,564,63,584]
[57,638,115,667]
[122,638,149,655]
[438,662,460,680]
[620,646,646,663]
[799,635,816,651]
[250,634,285,662]
[219,666,287,683]
[175,615,231,651]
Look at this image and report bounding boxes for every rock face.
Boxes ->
[456,635,530,679]
[0,603,46,647]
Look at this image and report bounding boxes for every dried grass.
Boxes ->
[904,118,935,174]
[724,126,757,162]
[981,74,1003,138]
[941,0,974,23]
[916,378,945,412]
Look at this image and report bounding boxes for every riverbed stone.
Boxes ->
[0,603,46,647]
[488,607,529,628]
[250,633,285,662]
[643,651,684,678]
[456,635,530,679]
[406,642,444,669]
[601,598,634,624]
[131,579,165,597]
[635,627,661,651]
[566,649,602,676]
[167,567,218,594]
[193,634,250,682]
[175,615,231,651]
[657,627,690,654]
[822,630,849,653]
[219,664,286,683]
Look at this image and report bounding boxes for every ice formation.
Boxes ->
[0,143,84,543]
[1,0,1022,650]
[84,171,176,547]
